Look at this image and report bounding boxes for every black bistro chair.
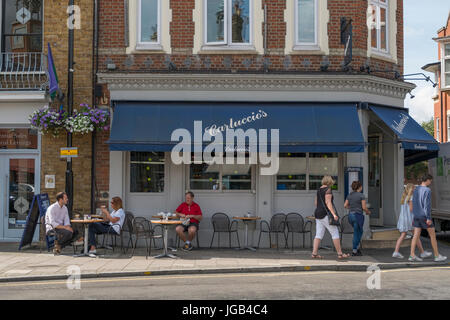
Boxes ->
[209,213,240,248]
[285,212,313,250]
[257,213,287,250]
[130,217,164,259]
[102,211,135,254]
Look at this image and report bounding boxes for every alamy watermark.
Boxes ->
[66,265,81,290]
[67,5,81,30]
[170,109,280,175]
[366,264,381,290]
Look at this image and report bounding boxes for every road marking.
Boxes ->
[0,266,449,288]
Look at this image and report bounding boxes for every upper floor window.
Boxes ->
[1,0,43,53]
[368,0,388,53]
[295,0,317,46]
[443,43,450,88]
[205,0,252,46]
[138,0,160,46]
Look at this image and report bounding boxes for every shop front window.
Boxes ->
[277,153,307,190]
[277,153,339,191]
[130,152,165,193]
[190,158,252,191]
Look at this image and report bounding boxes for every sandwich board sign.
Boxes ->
[18,194,50,250]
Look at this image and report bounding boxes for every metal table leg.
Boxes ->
[236,221,257,251]
[155,225,177,259]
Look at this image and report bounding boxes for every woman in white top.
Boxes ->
[393,184,431,259]
[88,196,126,256]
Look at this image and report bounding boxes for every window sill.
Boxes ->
[199,45,257,55]
[134,43,165,53]
[290,45,325,55]
[369,50,397,64]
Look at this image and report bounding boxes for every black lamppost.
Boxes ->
[66,0,75,217]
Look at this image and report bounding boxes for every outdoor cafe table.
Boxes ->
[70,218,105,257]
[232,216,261,251]
[150,220,183,258]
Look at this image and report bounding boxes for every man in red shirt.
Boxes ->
[175,191,203,251]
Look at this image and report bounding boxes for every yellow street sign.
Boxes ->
[60,147,78,158]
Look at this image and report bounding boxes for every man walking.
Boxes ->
[45,192,78,255]
[409,174,447,262]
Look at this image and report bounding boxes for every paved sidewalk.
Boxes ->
[0,238,449,283]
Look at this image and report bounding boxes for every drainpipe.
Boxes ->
[91,0,99,214]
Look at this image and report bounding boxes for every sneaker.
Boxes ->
[73,238,84,246]
[351,250,362,257]
[434,254,447,262]
[88,249,97,255]
[392,252,404,259]
[408,255,423,262]
[187,242,193,251]
[420,251,433,259]
[88,253,97,258]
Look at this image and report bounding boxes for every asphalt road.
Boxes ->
[0,267,449,300]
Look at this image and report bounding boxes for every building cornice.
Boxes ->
[97,73,416,100]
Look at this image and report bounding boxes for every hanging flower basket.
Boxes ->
[29,104,110,137]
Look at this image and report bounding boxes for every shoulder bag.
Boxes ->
[318,188,341,226]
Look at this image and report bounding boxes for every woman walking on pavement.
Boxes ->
[312,176,350,260]
[344,181,371,256]
[392,183,432,259]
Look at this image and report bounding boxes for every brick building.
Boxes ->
[0,0,95,241]
[94,0,440,249]
[0,1,439,246]
[423,13,450,143]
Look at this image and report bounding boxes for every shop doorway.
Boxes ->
[368,134,383,226]
[0,155,39,240]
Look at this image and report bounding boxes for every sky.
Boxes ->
[404,0,450,123]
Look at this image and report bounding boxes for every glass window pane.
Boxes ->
[9,159,35,230]
[277,153,307,190]
[140,0,159,42]
[297,0,316,43]
[309,153,339,191]
[222,164,251,190]
[207,0,225,43]
[190,163,220,190]
[380,7,387,50]
[445,44,450,57]
[446,73,450,88]
[130,152,165,193]
[0,129,38,150]
[445,59,450,73]
[370,5,377,49]
[232,0,250,43]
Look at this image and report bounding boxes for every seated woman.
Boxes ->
[88,196,125,256]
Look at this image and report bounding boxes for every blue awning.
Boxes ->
[108,102,365,153]
[370,105,439,152]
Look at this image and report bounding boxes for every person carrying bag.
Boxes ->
[311,176,350,260]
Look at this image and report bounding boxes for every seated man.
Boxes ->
[175,191,203,251]
[88,197,125,256]
[45,192,78,255]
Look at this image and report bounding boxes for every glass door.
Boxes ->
[2,156,38,239]
[368,135,383,226]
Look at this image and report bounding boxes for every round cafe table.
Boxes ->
[150,220,183,258]
[70,218,105,257]
[232,216,261,251]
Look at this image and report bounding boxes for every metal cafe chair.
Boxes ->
[285,212,313,250]
[130,217,164,259]
[257,213,288,250]
[209,212,240,249]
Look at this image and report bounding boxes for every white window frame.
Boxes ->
[294,0,319,48]
[137,0,162,50]
[203,0,254,49]
[187,163,255,193]
[127,151,167,195]
[275,153,342,194]
[436,118,440,143]
[369,0,389,55]
[442,43,450,89]
[447,114,450,142]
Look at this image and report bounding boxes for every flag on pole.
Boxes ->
[47,43,60,101]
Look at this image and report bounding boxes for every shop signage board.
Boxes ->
[18,194,50,250]
[344,167,363,199]
[60,147,78,158]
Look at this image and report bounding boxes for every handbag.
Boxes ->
[318,188,341,226]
